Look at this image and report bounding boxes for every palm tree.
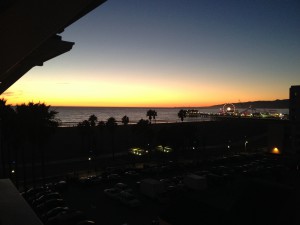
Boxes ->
[133,119,153,149]
[146,110,157,124]
[88,114,98,127]
[121,115,129,125]
[153,110,157,123]
[0,99,15,179]
[96,121,106,156]
[88,114,98,156]
[178,109,187,122]
[77,120,92,155]
[106,117,117,160]
[16,102,59,186]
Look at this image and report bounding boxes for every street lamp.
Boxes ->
[245,141,248,151]
[271,147,280,154]
[227,140,231,150]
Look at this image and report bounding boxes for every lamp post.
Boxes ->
[245,141,248,152]
[227,140,231,150]
[88,156,92,175]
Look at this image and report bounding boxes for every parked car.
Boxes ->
[45,210,86,225]
[42,206,70,222]
[107,173,121,181]
[78,175,103,186]
[76,220,96,225]
[117,191,140,208]
[103,188,121,200]
[28,189,53,206]
[124,170,139,177]
[54,180,68,192]
[114,183,132,192]
[22,187,44,199]
[32,192,61,208]
[36,199,65,215]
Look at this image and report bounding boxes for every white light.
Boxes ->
[227,145,230,149]
[88,157,91,161]
[11,170,15,174]
[227,107,231,111]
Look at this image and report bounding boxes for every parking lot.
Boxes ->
[22,152,300,225]
[62,174,163,225]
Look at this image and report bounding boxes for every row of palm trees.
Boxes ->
[0,98,59,188]
[77,115,118,160]
[77,108,186,130]
[148,109,188,123]
[75,109,192,162]
[76,113,157,160]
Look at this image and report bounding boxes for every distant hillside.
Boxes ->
[209,99,289,109]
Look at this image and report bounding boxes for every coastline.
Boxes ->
[53,106,289,127]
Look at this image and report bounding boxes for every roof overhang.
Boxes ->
[0,0,107,94]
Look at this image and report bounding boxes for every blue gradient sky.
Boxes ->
[3,0,300,107]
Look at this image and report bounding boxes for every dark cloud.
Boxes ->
[1,91,15,96]
[1,90,23,98]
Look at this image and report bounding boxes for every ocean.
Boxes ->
[52,107,289,127]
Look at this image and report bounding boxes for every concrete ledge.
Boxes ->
[0,179,43,225]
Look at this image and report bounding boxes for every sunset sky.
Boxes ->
[2,0,300,107]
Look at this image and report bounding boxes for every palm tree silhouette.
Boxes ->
[178,109,187,122]
[133,119,153,149]
[88,114,98,156]
[0,99,15,179]
[146,110,157,124]
[16,102,59,186]
[88,114,98,127]
[77,120,92,155]
[121,115,129,125]
[97,121,105,156]
[106,117,117,160]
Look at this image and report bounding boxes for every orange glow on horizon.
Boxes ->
[1,59,289,108]
[4,97,222,108]
[2,71,230,107]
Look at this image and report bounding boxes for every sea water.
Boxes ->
[52,107,289,127]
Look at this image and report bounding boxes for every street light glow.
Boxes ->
[271,147,280,154]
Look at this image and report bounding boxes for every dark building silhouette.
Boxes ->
[0,0,107,94]
[0,1,107,224]
[289,85,300,121]
[289,85,300,154]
